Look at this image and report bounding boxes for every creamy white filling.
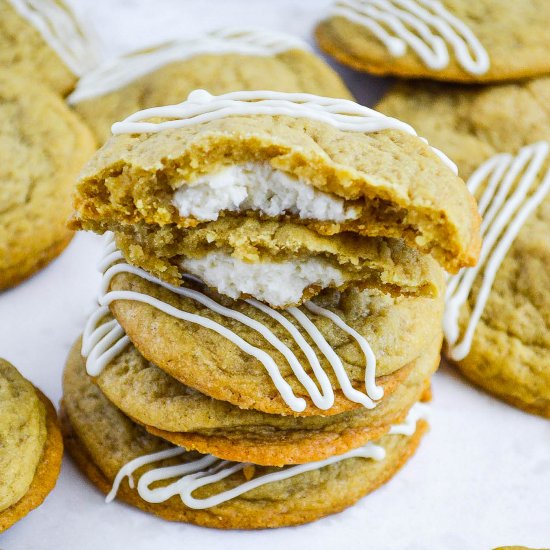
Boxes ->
[181,252,345,306]
[172,162,360,222]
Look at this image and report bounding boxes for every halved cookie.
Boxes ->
[71,89,480,299]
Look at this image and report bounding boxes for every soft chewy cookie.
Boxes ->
[316,0,550,83]
[0,69,95,290]
[378,78,550,178]
[69,329,438,466]
[71,89,479,303]
[85,242,445,417]
[68,28,353,143]
[0,359,63,532]
[0,0,97,96]
[62,358,429,529]
[378,79,550,416]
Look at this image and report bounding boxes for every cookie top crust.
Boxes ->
[0,69,96,289]
[0,0,98,95]
[316,0,550,83]
[69,29,352,143]
[73,90,480,274]
[0,359,46,514]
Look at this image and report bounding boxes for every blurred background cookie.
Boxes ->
[68,28,352,143]
[0,70,95,290]
[316,0,550,83]
[0,0,98,96]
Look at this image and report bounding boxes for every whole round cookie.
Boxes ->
[378,80,550,416]
[69,329,438,465]
[0,359,63,532]
[0,69,96,290]
[68,28,353,143]
[62,361,429,529]
[91,255,444,417]
[316,0,550,83]
[0,0,97,96]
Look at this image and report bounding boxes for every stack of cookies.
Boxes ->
[61,89,480,528]
[316,0,550,417]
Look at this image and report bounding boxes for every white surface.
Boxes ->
[1,1,549,548]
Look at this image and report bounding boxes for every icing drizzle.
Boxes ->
[105,402,429,510]
[330,0,489,75]
[82,234,383,413]
[8,0,98,76]
[444,142,550,361]
[67,27,309,104]
[110,89,457,174]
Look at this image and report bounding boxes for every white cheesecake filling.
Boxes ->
[181,252,345,306]
[172,162,360,222]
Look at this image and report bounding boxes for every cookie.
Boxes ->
[316,0,550,83]
[61,358,429,529]
[0,0,98,96]
[68,28,353,143]
[378,80,550,416]
[0,359,63,532]
[377,78,550,179]
[83,238,444,416]
[68,327,438,466]
[0,69,96,290]
[71,89,480,298]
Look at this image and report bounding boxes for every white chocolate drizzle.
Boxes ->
[67,27,309,104]
[330,0,489,75]
[106,402,428,510]
[8,0,98,76]
[444,142,550,361]
[110,89,457,174]
[82,234,383,413]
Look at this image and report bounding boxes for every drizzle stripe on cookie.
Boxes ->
[110,89,457,174]
[330,0,489,75]
[444,142,550,361]
[105,402,428,509]
[8,0,98,75]
[68,28,309,104]
[82,234,383,413]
